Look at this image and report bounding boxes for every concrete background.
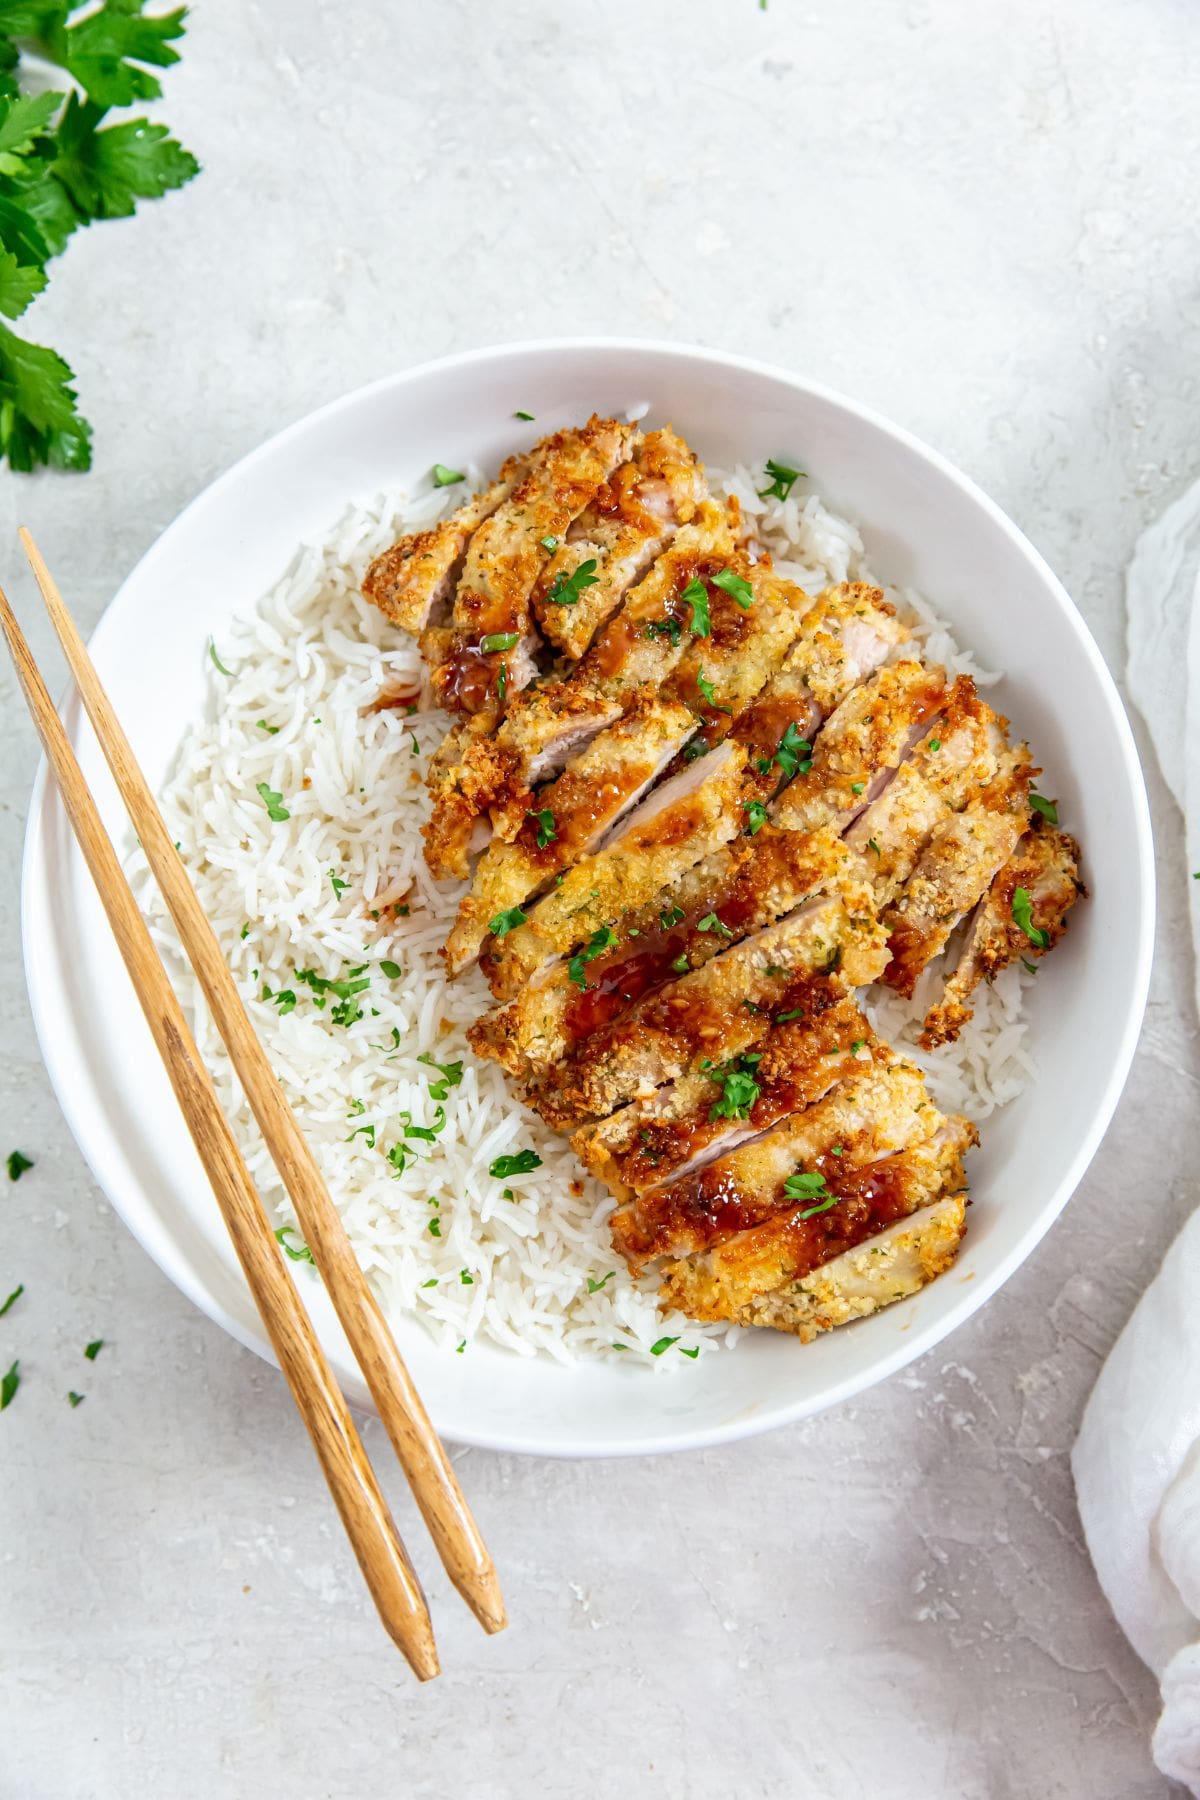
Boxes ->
[3,1,1198,1794]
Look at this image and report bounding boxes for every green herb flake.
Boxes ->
[707,1056,762,1121]
[1021,957,1039,974]
[850,1038,866,1054]
[497,662,508,703]
[420,1277,438,1289]
[679,577,710,636]
[929,738,941,753]
[696,669,732,714]
[459,1269,474,1285]
[671,953,690,973]
[713,567,754,610]
[432,463,465,487]
[255,718,278,735]
[428,1219,442,1237]
[528,806,557,849]
[567,924,619,991]
[1029,792,1058,823]
[346,1122,376,1148]
[6,1151,33,1182]
[1012,885,1050,948]
[679,1345,700,1358]
[489,1149,543,1179]
[545,558,600,607]
[83,1338,104,1361]
[455,1339,465,1353]
[772,722,812,781]
[271,989,296,1016]
[410,732,420,756]
[743,799,768,836]
[67,1390,84,1407]
[489,905,528,939]
[240,922,250,939]
[587,1271,616,1293]
[645,614,682,646]
[866,838,880,856]
[660,904,685,930]
[1,1360,18,1410]
[329,872,348,898]
[759,458,803,500]
[480,631,519,653]
[776,1008,805,1023]
[650,1336,679,1356]
[682,737,711,762]
[379,959,402,979]
[850,781,865,795]
[208,639,234,676]
[0,1284,22,1317]
[255,781,289,822]
[539,534,558,553]
[697,912,733,937]
[274,1227,314,1265]
[515,409,535,420]
[783,1170,837,1218]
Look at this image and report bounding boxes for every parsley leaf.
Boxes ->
[587,1271,616,1293]
[417,1051,463,1100]
[713,567,754,610]
[771,721,812,781]
[650,1336,679,1356]
[489,1149,542,1179]
[255,781,289,822]
[67,1390,84,1407]
[1012,885,1049,948]
[1029,792,1058,823]
[6,1150,33,1181]
[645,614,682,646]
[545,558,599,606]
[480,631,519,653]
[671,953,690,973]
[759,458,804,500]
[329,871,348,897]
[527,806,557,848]
[489,905,527,939]
[83,1338,104,1360]
[539,534,558,552]
[379,959,402,979]
[432,462,464,486]
[0,1284,23,1317]
[783,1170,838,1217]
[51,93,197,220]
[707,1055,762,1121]
[679,576,710,636]
[660,904,685,929]
[568,923,618,989]
[743,798,767,835]
[1,1359,18,1409]
[697,911,733,937]
[515,409,534,420]
[696,669,731,713]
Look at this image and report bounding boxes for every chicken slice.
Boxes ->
[662,1128,974,1332]
[611,1056,940,1269]
[468,828,859,1083]
[843,675,1008,905]
[733,1192,969,1337]
[922,818,1084,1046]
[531,429,707,659]
[527,880,891,1128]
[422,688,623,880]
[659,561,812,724]
[362,451,528,635]
[771,659,949,834]
[882,741,1037,997]
[427,415,636,718]
[572,984,872,1202]
[442,695,698,975]
[481,739,749,998]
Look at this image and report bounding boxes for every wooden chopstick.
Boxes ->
[21,530,507,1640]
[0,578,440,1682]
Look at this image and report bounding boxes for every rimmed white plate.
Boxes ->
[21,340,1154,1456]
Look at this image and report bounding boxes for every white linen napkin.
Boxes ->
[1073,481,1200,1794]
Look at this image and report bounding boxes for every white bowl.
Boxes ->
[21,340,1153,1456]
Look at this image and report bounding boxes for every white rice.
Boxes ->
[130,458,1035,1366]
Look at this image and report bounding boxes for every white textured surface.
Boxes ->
[1,2,1197,1793]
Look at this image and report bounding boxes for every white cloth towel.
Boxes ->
[1073,480,1200,1793]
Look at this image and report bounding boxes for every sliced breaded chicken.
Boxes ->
[844,676,1009,904]
[611,1056,938,1269]
[531,428,707,659]
[481,739,748,998]
[442,695,698,975]
[422,688,624,881]
[882,741,1036,997]
[666,1130,973,1332]
[572,983,872,1202]
[468,827,856,1082]
[771,659,949,834]
[576,499,738,697]
[922,817,1083,1047]
[362,451,528,635]
[529,881,891,1127]
[427,416,636,718]
[660,561,812,725]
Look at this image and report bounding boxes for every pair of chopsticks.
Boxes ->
[0,532,505,1681]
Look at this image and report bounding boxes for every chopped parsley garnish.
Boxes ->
[696,670,732,713]
[682,738,710,761]
[528,806,557,848]
[455,1340,465,1353]
[707,1055,762,1121]
[515,410,535,420]
[743,799,768,835]
[410,732,420,755]
[866,838,880,856]
[346,1122,376,1148]
[255,781,289,822]
[850,781,865,795]
[275,1225,314,1266]
[679,1345,700,1359]
[497,661,507,703]
[83,1338,104,1360]
[420,1277,438,1288]
[67,1391,84,1407]
[645,614,682,646]
[1,1360,18,1410]
[379,960,402,979]
[545,558,599,606]
[671,953,691,973]
[539,534,559,552]
[428,1218,442,1237]
[460,1269,474,1285]
[650,1336,679,1356]
[783,1170,837,1217]
[489,905,527,939]
[679,577,710,636]
[568,924,619,990]
[660,904,685,929]
[432,463,465,486]
[1029,793,1058,823]
[256,719,279,734]
[489,1149,543,1179]
[480,631,519,653]
[850,1039,866,1054]
[771,722,812,781]
[208,640,234,676]
[385,1143,410,1178]
[1012,885,1049,948]
[776,1008,805,1023]
[587,1272,616,1293]
[764,965,787,977]
[417,1052,464,1100]
[0,1285,23,1317]
[697,912,733,937]
[329,872,349,897]
[240,923,250,939]
[270,989,296,1016]
[1021,957,1039,974]
[759,459,804,500]
[6,1151,33,1182]
[713,567,754,610]
[402,1105,446,1142]
[928,738,941,753]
